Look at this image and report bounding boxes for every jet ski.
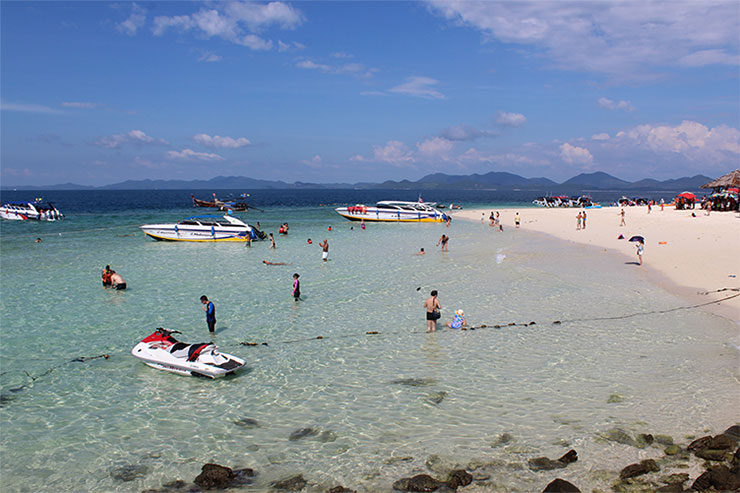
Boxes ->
[131,328,246,378]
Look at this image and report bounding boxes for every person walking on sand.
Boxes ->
[437,234,449,252]
[423,290,441,333]
[635,241,644,265]
[582,210,587,229]
[292,273,301,301]
[200,295,216,333]
[619,208,626,226]
[514,212,520,228]
[660,198,665,211]
[576,211,582,230]
[319,239,329,261]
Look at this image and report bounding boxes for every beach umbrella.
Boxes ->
[676,191,696,199]
[629,235,645,243]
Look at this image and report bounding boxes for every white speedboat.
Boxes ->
[335,201,449,222]
[139,214,266,242]
[131,328,246,378]
[0,199,63,221]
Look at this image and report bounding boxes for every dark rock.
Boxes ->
[426,391,447,405]
[445,470,472,489]
[655,483,684,492]
[688,435,713,451]
[558,450,578,464]
[391,378,437,387]
[392,474,443,492]
[708,434,735,450]
[233,417,260,428]
[636,433,654,447]
[328,486,356,493]
[194,464,233,490]
[695,449,730,461]
[619,459,659,480]
[691,464,740,491]
[661,473,689,485]
[141,479,191,493]
[724,425,740,442]
[0,394,15,407]
[271,474,307,491]
[655,434,674,445]
[542,478,581,492]
[528,457,567,471]
[110,464,149,482]
[289,427,319,441]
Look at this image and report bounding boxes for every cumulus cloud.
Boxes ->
[96,130,169,149]
[363,141,415,166]
[117,3,146,36]
[617,120,740,160]
[598,97,634,112]
[426,1,740,79]
[417,137,454,158]
[496,111,527,127]
[152,2,303,51]
[560,142,594,165]
[193,133,251,148]
[197,51,222,63]
[301,155,323,167]
[389,76,445,99]
[166,148,224,161]
[592,133,610,141]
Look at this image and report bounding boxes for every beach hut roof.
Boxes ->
[700,169,740,189]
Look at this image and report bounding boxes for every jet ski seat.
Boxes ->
[169,342,214,361]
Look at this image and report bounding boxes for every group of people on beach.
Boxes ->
[576,210,588,230]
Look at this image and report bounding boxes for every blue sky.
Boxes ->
[1,1,738,186]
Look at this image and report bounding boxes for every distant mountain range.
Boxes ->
[1,171,713,191]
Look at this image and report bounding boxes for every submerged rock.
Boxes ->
[289,427,319,441]
[528,450,577,471]
[619,459,659,480]
[233,417,260,428]
[542,478,581,492]
[110,464,149,482]
[317,430,338,443]
[601,428,637,447]
[607,393,624,403]
[392,474,443,492]
[271,474,307,491]
[193,463,254,490]
[328,486,356,493]
[664,445,681,455]
[696,448,731,461]
[491,432,514,447]
[0,394,15,407]
[445,469,472,489]
[654,434,674,446]
[635,433,654,448]
[425,391,447,405]
[391,378,437,387]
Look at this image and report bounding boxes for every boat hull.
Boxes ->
[335,207,447,222]
[141,227,249,242]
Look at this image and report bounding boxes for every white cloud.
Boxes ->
[417,137,453,158]
[277,40,304,52]
[61,101,98,109]
[457,148,549,167]
[389,76,445,99]
[197,51,222,63]
[166,149,224,161]
[301,155,323,167]
[496,111,527,127]
[426,1,740,79]
[440,124,497,141]
[618,120,740,160]
[97,130,168,149]
[372,141,415,166]
[296,58,377,78]
[1,101,61,114]
[598,97,634,112]
[592,133,610,141]
[560,142,594,165]
[117,3,146,36]
[193,133,251,148]
[152,2,303,51]
[331,52,353,59]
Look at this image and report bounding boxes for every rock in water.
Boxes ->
[425,391,447,405]
[619,459,659,480]
[558,450,578,464]
[328,486,356,493]
[542,478,581,492]
[491,432,514,447]
[635,433,654,448]
[445,470,472,489]
[724,425,740,442]
[233,417,260,428]
[601,428,637,447]
[110,464,149,482]
[391,378,437,387]
[392,474,443,492]
[289,427,319,441]
[528,457,567,471]
[271,474,307,491]
[194,464,233,489]
[691,465,740,491]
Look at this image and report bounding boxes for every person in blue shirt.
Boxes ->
[200,295,216,333]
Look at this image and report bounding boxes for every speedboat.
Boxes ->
[0,199,63,221]
[131,328,246,378]
[335,201,449,222]
[139,214,266,242]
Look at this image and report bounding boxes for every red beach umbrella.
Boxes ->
[676,191,696,199]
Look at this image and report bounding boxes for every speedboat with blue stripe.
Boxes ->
[335,201,449,222]
[139,214,266,242]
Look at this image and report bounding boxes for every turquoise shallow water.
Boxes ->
[1,205,738,492]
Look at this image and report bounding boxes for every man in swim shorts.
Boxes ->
[200,295,216,333]
[423,290,441,333]
[437,234,449,252]
[319,239,329,261]
[110,271,126,290]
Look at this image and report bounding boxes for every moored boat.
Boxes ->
[0,199,63,221]
[335,201,449,222]
[140,214,266,242]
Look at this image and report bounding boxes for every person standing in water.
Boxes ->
[200,295,216,333]
[269,233,276,249]
[424,290,441,333]
[437,234,449,252]
[110,271,126,290]
[319,239,329,262]
[102,265,112,288]
[292,273,301,301]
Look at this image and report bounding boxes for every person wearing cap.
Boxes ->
[446,309,466,329]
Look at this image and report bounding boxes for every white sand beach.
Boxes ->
[456,206,740,321]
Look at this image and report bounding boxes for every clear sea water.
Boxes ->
[1,190,737,492]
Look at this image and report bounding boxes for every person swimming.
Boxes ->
[446,309,466,329]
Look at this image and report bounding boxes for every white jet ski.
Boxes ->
[131,328,246,378]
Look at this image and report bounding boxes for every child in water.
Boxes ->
[292,273,301,301]
[446,309,466,329]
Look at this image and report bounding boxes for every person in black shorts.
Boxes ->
[110,270,126,290]
[201,295,216,333]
